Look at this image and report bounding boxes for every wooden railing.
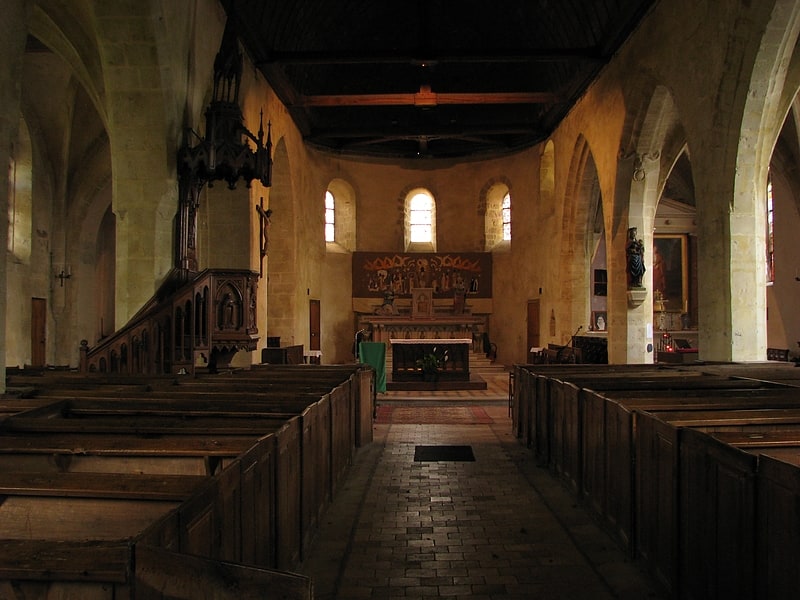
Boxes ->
[80,269,260,375]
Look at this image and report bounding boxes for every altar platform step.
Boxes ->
[385,371,488,392]
[385,349,505,391]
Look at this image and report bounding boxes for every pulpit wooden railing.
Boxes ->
[80,269,260,375]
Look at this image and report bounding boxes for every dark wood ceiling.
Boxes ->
[224,0,656,160]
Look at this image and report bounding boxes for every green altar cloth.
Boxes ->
[359,342,386,393]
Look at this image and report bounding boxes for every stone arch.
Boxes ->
[479,176,512,252]
[402,187,437,252]
[616,82,687,363]
[28,3,108,128]
[89,2,189,323]
[21,7,115,366]
[265,137,297,344]
[540,140,556,217]
[326,178,357,252]
[727,0,800,361]
[4,115,33,369]
[559,135,599,343]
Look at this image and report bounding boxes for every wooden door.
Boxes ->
[309,299,321,362]
[31,297,46,367]
[526,299,540,359]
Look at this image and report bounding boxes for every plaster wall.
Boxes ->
[767,171,800,353]
[306,149,552,365]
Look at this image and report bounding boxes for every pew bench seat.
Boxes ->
[0,471,207,501]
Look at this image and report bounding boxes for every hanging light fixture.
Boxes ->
[174,17,273,274]
[177,21,272,191]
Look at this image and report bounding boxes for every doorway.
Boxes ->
[526,299,540,362]
[31,297,46,367]
[309,299,321,364]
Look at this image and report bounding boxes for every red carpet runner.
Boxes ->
[374,406,494,425]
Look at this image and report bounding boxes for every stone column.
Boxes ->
[94,3,177,327]
[0,0,29,391]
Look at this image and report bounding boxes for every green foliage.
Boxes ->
[416,352,441,374]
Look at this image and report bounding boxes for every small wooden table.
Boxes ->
[261,345,304,365]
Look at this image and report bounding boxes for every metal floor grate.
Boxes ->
[413,445,475,462]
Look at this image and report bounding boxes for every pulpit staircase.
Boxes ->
[80,268,260,375]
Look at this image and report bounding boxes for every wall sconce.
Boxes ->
[56,266,71,287]
[619,150,660,182]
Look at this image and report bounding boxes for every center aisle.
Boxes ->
[299,378,664,600]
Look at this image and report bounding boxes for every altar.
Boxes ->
[359,316,485,346]
[390,338,472,382]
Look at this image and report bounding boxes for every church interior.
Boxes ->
[2,0,800,376]
[3,0,800,598]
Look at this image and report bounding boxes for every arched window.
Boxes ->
[325,180,356,252]
[325,190,335,243]
[766,174,775,284]
[502,192,511,241]
[405,189,436,251]
[484,183,510,251]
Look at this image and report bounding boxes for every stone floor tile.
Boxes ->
[299,378,665,599]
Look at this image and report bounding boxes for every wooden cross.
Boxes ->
[256,198,272,277]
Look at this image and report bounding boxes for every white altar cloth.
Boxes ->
[389,338,472,345]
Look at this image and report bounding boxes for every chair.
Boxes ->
[482,332,497,362]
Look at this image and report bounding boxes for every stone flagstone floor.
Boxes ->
[299,382,666,600]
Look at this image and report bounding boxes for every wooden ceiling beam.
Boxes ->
[306,125,542,140]
[296,88,560,108]
[258,48,603,66]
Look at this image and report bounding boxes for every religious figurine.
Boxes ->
[453,274,467,315]
[626,226,646,288]
[375,287,397,315]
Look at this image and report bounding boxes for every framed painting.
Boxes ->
[411,287,434,318]
[653,234,688,312]
[591,311,607,332]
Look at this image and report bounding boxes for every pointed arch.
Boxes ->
[560,135,600,341]
[265,137,297,343]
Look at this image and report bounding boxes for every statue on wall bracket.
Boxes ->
[626,226,648,308]
[626,226,646,289]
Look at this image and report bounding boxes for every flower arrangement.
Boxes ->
[415,347,448,380]
[416,352,442,375]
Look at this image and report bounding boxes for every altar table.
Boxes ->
[389,338,471,382]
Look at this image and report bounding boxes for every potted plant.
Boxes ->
[416,348,449,382]
[416,352,441,382]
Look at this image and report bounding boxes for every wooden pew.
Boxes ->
[0,366,374,596]
[512,363,800,600]
[0,430,307,591]
[635,412,800,600]
[133,544,313,599]
[511,364,667,452]
[0,462,310,598]
[702,431,800,600]
[542,373,773,484]
[0,409,310,568]
[582,388,800,555]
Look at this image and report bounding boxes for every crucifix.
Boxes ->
[256,197,272,278]
[56,267,72,287]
